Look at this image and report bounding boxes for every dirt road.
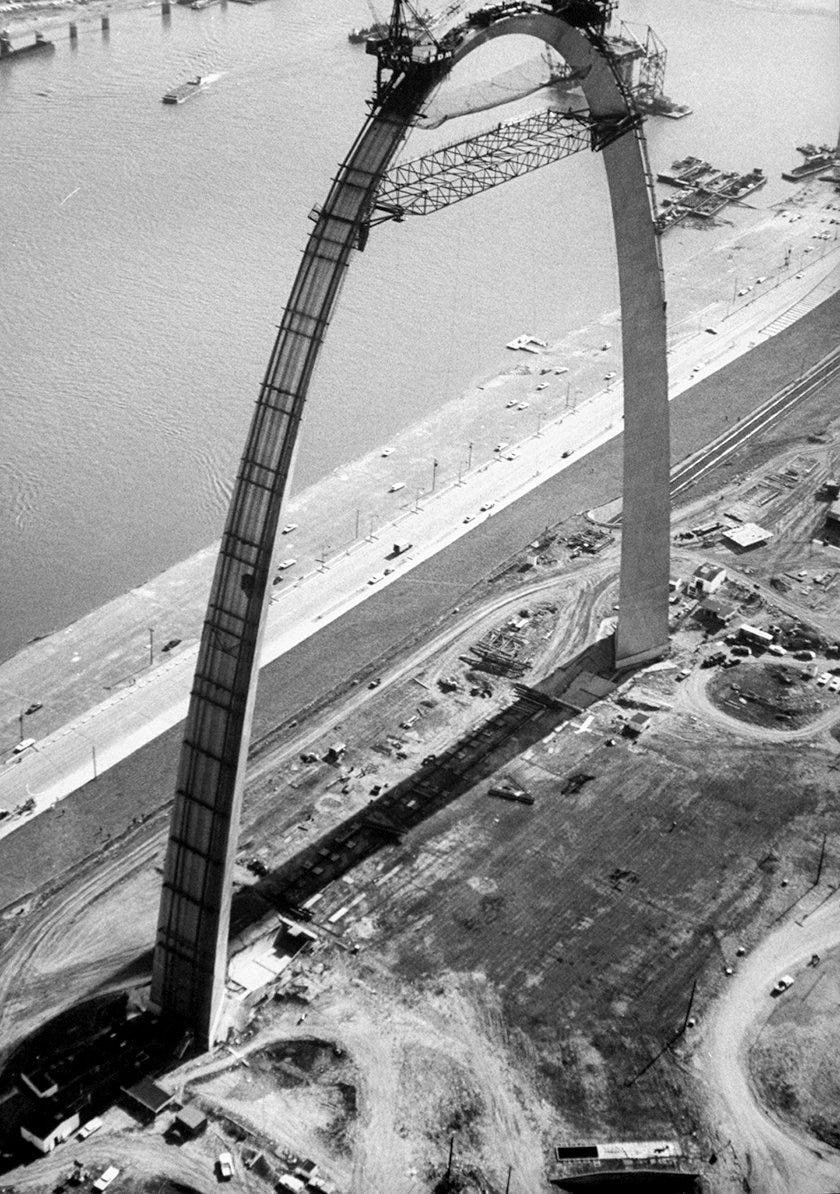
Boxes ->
[696,890,840,1193]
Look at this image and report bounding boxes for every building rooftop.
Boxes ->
[121,1078,174,1117]
[693,562,726,580]
[175,1105,207,1130]
[724,522,772,549]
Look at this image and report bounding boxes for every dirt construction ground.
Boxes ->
[4,335,840,1191]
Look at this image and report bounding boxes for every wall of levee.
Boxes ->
[151,8,670,1047]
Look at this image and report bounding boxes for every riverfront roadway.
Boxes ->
[0,258,839,839]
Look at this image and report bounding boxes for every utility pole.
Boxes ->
[432,457,439,492]
[91,743,97,781]
[148,627,154,667]
[815,831,828,886]
[467,441,473,470]
[354,508,360,540]
[680,977,697,1036]
[504,1165,512,1193]
[18,708,24,741]
[446,1135,455,1179]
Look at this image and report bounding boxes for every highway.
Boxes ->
[0,252,839,841]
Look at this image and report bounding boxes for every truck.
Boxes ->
[487,786,534,805]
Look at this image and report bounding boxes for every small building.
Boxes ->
[697,597,737,627]
[623,712,651,739]
[121,1078,175,1121]
[668,577,684,594]
[173,1105,207,1139]
[20,1103,81,1154]
[724,522,772,551]
[827,499,840,525]
[691,562,726,596]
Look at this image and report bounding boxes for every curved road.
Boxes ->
[698,890,840,1193]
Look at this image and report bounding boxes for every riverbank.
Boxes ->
[0,177,837,768]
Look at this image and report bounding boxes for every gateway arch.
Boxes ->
[151,0,670,1047]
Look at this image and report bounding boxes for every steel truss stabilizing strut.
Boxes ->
[371,105,642,222]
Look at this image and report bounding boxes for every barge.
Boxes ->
[0,30,55,60]
[162,76,205,104]
[782,143,837,182]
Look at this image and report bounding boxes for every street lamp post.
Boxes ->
[431,457,438,492]
[467,441,473,470]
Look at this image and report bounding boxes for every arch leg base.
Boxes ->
[614,638,670,672]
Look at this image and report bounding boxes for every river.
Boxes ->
[0,0,837,663]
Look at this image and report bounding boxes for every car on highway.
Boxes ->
[12,738,36,755]
[388,482,405,493]
[217,1152,234,1181]
[277,558,297,570]
[494,442,509,452]
[771,974,795,997]
[480,502,495,512]
[281,524,297,534]
[24,702,43,715]
[368,678,381,689]
[561,449,573,458]
[367,574,382,585]
[161,638,181,653]
[462,514,473,524]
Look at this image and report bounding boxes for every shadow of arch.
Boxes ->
[152,4,669,1047]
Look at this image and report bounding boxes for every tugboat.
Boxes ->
[348,23,387,43]
[162,76,205,104]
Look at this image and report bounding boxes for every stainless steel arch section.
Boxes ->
[455,14,670,668]
[151,11,669,1048]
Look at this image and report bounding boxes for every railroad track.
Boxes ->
[669,346,840,499]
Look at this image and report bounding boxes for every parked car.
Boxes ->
[771,974,795,997]
[93,1168,120,1192]
[77,1117,103,1140]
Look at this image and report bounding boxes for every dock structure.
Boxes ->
[150,0,670,1047]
